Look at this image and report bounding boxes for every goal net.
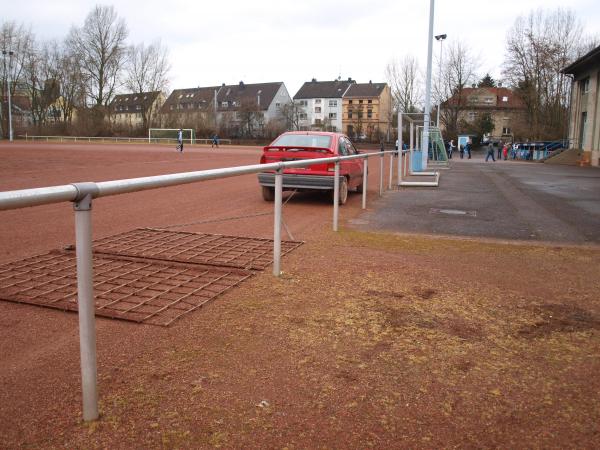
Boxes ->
[148,128,196,144]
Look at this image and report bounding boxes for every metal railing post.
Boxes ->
[388,152,394,190]
[397,111,403,185]
[273,169,283,276]
[379,152,384,196]
[362,158,368,209]
[73,192,99,422]
[333,161,340,231]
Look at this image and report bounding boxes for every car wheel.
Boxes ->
[262,186,274,201]
[331,177,348,205]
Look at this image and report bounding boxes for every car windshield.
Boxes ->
[272,134,332,149]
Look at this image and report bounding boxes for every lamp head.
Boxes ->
[435,34,447,41]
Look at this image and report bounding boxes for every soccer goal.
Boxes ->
[148,128,196,144]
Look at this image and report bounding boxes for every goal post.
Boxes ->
[148,128,196,144]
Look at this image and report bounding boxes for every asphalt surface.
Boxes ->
[351,151,600,244]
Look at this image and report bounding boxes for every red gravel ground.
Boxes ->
[1,142,599,448]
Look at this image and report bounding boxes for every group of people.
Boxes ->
[176,128,220,152]
[485,141,523,162]
[446,139,472,159]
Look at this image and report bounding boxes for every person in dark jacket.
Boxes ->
[486,141,496,162]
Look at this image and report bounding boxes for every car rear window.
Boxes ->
[271,134,332,149]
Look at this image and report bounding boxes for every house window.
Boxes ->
[329,112,337,119]
[357,111,363,119]
[328,100,337,107]
[468,111,477,121]
[136,105,141,110]
[315,107,321,113]
[484,97,494,104]
[502,127,511,134]
[298,100,308,106]
[348,110,353,119]
[275,102,280,108]
[299,113,307,120]
[349,100,353,104]
[359,100,363,104]
[315,99,321,104]
[315,118,321,125]
[582,78,590,93]
[502,96,508,102]
[367,110,372,119]
[221,101,228,107]
[367,99,372,104]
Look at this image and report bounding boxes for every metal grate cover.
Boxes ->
[0,250,251,326]
[91,228,304,271]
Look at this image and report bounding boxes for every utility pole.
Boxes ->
[2,50,14,142]
[422,0,435,170]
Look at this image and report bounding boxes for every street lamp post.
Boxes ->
[2,50,14,142]
[435,34,447,128]
[422,0,435,171]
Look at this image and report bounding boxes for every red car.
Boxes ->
[258,131,364,204]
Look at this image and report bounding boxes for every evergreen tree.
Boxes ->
[478,73,496,88]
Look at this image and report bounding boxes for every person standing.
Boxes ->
[177,128,183,152]
[448,139,455,159]
[212,134,219,148]
[497,141,503,160]
[485,141,496,162]
[502,143,508,160]
[465,140,472,159]
[459,144,464,159]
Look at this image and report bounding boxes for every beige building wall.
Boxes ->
[342,86,392,140]
[568,68,600,166]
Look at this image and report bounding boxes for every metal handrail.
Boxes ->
[0,153,373,211]
[0,148,402,423]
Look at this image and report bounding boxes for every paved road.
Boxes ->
[351,153,600,244]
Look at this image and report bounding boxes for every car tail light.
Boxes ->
[327,163,335,172]
[260,154,266,164]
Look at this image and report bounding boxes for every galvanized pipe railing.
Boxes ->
[0,149,401,422]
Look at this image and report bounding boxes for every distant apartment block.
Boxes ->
[293,79,355,132]
[442,86,527,139]
[111,91,165,130]
[342,81,392,140]
[160,81,291,136]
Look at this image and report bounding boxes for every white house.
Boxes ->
[293,79,355,132]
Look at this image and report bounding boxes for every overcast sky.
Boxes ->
[5,0,600,96]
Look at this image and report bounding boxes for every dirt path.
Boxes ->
[1,142,599,448]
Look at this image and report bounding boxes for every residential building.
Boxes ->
[293,79,355,132]
[342,81,392,140]
[160,86,219,132]
[111,91,165,130]
[442,86,527,139]
[216,81,291,137]
[160,81,291,137]
[562,44,600,166]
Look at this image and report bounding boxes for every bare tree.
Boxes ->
[385,55,422,114]
[280,101,304,131]
[124,40,170,129]
[439,41,479,138]
[503,8,583,139]
[0,21,34,136]
[67,5,128,108]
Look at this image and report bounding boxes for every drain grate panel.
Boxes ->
[0,250,251,326]
[91,228,304,271]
